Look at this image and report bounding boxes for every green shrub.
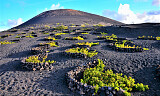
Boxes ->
[65,47,98,58]
[9,29,19,32]
[156,37,160,40]
[40,42,58,47]
[80,59,149,95]
[124,91,131,96]
[97,36,106,39]
[100,32,108,35]
[43,32,49,34]
[55,32,68,36]
[114,40,149,50]
[46,36,57,40]
[25,56,55,64]
[81,24,85,27]
[114,42,141,49]
[0,40,15,45]
[70,24,76,27]
[8,34,14,36]
[65,36,84,40]
[44,25,50,29]
[76,42,99,47]
[0,34,13,38]
[25,56,40,63]
[138,35,146,39]
[81,32,89,34]
[81,28,92,31]
[106,34,117,39]
[26,34,34,38]
[94,24,104,27]
[46,42,58,47]
[30,27,34,29]
[15,36,22,38]
[143,48,149,50]
[138,35,160,40]
[85,23,89,25]
[30,31,35,34]
[17,32,26,35]
[102,34,118,42]
[55,25,68,31]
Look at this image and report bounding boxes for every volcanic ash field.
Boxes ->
[0,9,160,96]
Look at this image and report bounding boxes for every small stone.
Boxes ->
[73,78,76,81]
[49,66,53,70]
[71,88,75,91]
[88,85,92,89]
[104,86,108,90]
[70,78,74,82]
[45,67,49,71]
[101,87,105,91]
[84,85,88,92]
[40,67,44,71]
[106,90,110,95]
[36,66,41,70]
[33,68,36,71]
[69,82,73,87]
[90,89,95,94]
[77,84,80,90]
[108,93,113,96]
[7,87,12,91]
[45,62,49,66]
[84,83,87,87]
[79,88,85,95]
[40,63,43,67]
[80,82,83,87]
[99,90,105,96]
[108,87,112,91]
[112,90,116,95]
[116,88,125,96]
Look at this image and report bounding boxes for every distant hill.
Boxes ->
[120,23,160,28]
[17,9,123,27]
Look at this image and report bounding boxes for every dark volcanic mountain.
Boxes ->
[1,9,160,96]
[18,9,123,27]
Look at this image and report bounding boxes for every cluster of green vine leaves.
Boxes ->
[81,59,149,96]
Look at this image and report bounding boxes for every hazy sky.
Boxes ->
[0,0,160,31]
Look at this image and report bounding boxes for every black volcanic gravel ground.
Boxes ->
[0,26,160,96]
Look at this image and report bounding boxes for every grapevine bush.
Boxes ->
[25,34,35,38]
[81,59,149,95]
[55,25,68,31]
[65,36,84,40]
[25,55,55,64]
[45,36,57,40]
[138,35,160,40]
[65,47,98,58]
[76,42,99,47]
[39,42,58,47]
[0,40,15,45]
[55,32,68,36]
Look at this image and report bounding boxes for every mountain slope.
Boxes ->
[17,9,123,27]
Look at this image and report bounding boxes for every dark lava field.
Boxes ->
[0,9,160,96]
